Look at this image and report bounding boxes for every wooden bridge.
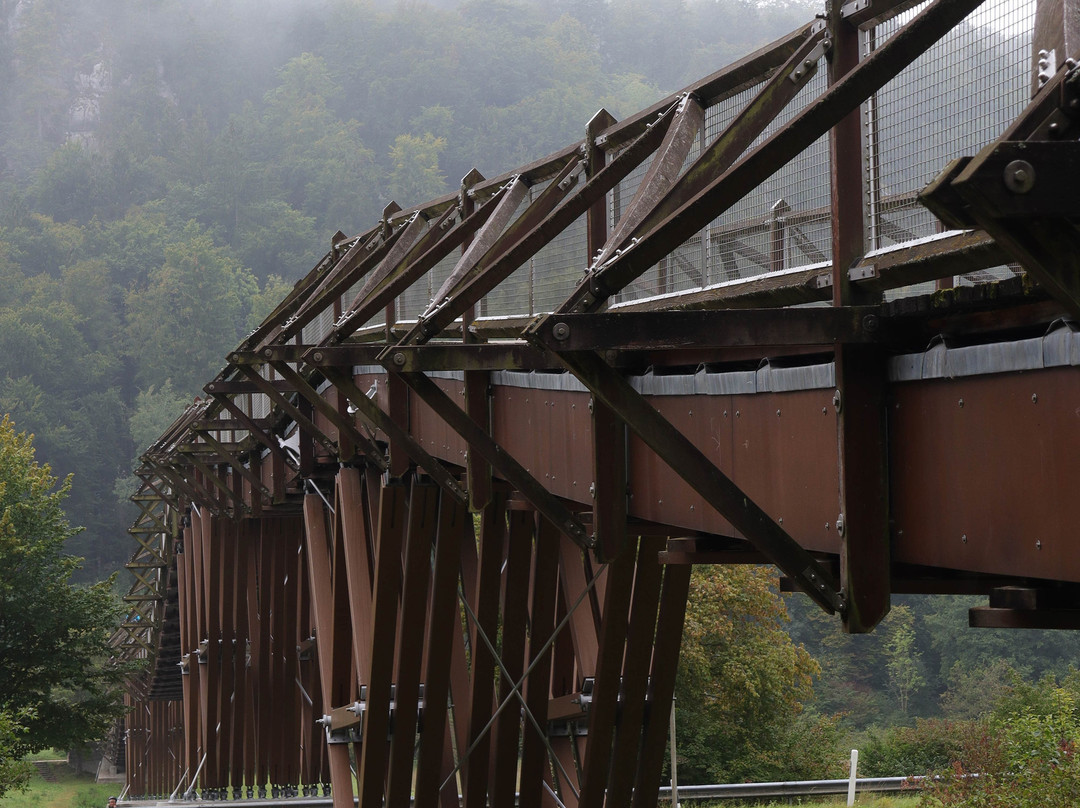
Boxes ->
[113,0,1080,802]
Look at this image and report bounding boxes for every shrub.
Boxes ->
[919,684,1080,807]
[861,719,969,778]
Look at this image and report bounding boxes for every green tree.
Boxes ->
[124,222,258,394]
[387,132,448,206]
[674,565,842,783]
[0,416,125,774]
[885,604,925,717]
[0,711,33,798]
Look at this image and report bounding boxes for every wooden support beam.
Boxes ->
[386,482,439,808]
[267,359,387,467]
[394,369,590,549]
[528,346,844,615]
[313,363,467,503]
[414,492,469,808]
[536,306,884,351]
[357,481,407,807]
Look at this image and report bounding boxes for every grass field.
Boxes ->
[0,761,117,808]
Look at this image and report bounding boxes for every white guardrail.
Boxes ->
[121,775,924,807]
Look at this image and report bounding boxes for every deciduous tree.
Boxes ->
[0,416,125,789]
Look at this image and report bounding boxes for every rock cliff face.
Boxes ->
[68,58,109,142]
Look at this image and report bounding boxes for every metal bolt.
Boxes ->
[863,314,879,332]
[836,514,845,535]
[778,517,783,524]
[1036,539,1042,550]
[589,482,595,499]
[776,409,782,417]
[735,410,741,418]
[825,522,830,530]
[392,352,406,367]
[833,389,842,413]
[961,533,968,544]
[822,407,827,414]
[312,351,323,363]
[958,398,964,408]
[1003,159,1036,193]
[1032,393,1038,404]
[1048,121,1062,137]
[552,322,571,341]
[588,397,594,413]
[263,347,274,358]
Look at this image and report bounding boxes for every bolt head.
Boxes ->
[1003,159,1036,193]
[552,322,571,340]
[392,352,406,366]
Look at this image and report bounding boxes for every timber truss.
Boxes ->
[115,0,1080,801]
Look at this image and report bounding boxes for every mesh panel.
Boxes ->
[867,0,1034,295]
[481,184,541,317]
[613,68,833,305]
[398,247,459,322]
[302,307,335,344]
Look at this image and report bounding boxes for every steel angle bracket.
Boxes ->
[525,331,845,615]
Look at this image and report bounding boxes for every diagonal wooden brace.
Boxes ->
[528,343,845,615]
[391,368,591,548]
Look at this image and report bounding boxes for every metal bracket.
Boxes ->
[790,36,832,83]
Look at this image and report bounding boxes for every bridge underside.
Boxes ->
[114,0,1080,802]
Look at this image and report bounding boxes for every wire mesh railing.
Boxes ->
[438,0,1035,322]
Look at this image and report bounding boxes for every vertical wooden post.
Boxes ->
[828,0,890,633]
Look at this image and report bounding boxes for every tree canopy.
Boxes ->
[0,415,125,793]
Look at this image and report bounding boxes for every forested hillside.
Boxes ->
[2,0,1075,756]
[0,0,813,576]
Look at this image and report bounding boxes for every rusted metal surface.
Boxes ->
[891,368,1080,581]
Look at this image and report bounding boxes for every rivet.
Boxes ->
[961,533,968,544]
[735,410,741,418]
[776,409,781,417]
[392,352,406,366]
[958,398,964,408]
[552,322,571,341]
[825,522,830,530]
[833,389,842,413]
[1032,393,1038,404]
[1036,539,1042,550]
